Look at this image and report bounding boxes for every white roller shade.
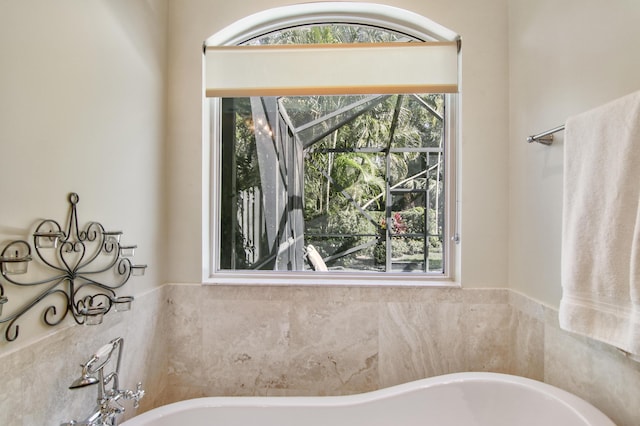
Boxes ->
[205,41,459,97]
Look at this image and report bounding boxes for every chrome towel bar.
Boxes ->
[527,124,565,145]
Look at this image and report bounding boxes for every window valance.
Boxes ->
[204,41,460,97]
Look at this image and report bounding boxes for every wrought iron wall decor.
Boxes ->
[0,192,147,342]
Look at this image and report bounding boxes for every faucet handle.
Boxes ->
[134,382,145,408]
[129,382,145,408]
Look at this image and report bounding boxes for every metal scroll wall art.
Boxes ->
[0,193,147,342]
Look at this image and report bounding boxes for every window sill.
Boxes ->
[202,271,460,288]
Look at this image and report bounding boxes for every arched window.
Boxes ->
[204,3,460,285]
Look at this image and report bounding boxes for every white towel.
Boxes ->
[560,90,640,360]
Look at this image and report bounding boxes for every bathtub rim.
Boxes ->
[122,372,614,425]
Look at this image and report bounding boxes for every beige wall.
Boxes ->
[0,1,169,423]
[0,0,168,347]
[508,0,640,307]
[3,0,639,343]
[165,0,510,287]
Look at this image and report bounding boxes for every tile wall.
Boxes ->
[0,288,167,425]
[1,285,638,425]
[162,285,542,402]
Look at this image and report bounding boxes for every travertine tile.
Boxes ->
[203,284,296,301]
[161,384,208,405]
[359,286,464,304]
[23,327,103,425]
[0,285,168,425]
[289,299,379,395]
[0,343,29,426]
[509,290,545,321]
[165,284,204,388]
[544,307,640,426]
[511,308,544,380]
[463,288,510,304]
[463,301,514,373]
[379,301,465,387]
[124,287,168,413]
[291,285,364,304]
[201,298,292,395]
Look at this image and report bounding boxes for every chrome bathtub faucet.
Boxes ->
[61,337,144,426]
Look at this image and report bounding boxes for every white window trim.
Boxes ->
[202,2,461,287]
[204,2,460,46]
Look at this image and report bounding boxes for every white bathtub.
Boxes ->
[121,372,614,426]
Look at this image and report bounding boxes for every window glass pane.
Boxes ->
[246,24,411,45]
[218,92,446,274]
[391,236,426,272]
